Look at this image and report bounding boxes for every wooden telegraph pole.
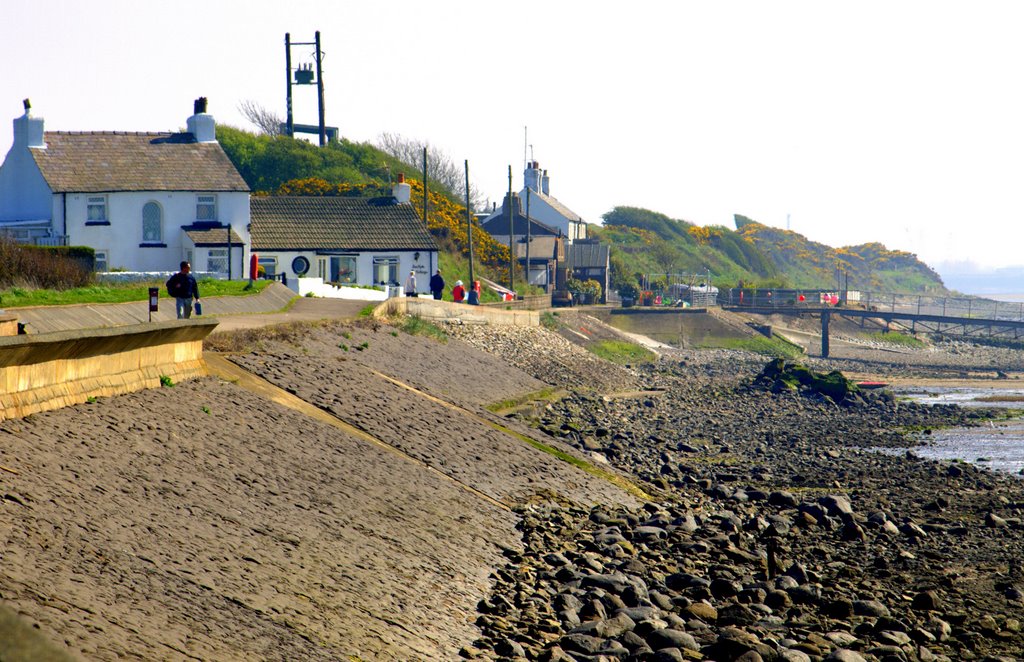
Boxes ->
[507,165,514,292]
[465,160,474,287]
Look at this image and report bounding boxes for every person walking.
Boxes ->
[452,280,466,303]
[467,280,481,305]
[166,261,200,319]
[429,269,445,300]
[404,270,418,297]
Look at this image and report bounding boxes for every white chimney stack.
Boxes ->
[541,169,550,195]
[186,97,216,143]
[393,172,411,204]
[13,98,45,149]
[524,160,542,193]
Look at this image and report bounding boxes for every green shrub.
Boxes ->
[395,315,448,342]
[588,340,656,364]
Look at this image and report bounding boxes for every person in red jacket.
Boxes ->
[452,280,466,303]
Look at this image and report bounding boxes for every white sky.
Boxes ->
[3,0,1023,273]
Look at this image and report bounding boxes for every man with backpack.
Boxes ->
[166,261,201,319]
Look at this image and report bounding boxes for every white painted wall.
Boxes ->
[517,191,588,241]
[295,277,389,300]
[0,138,52,223]
[257,249,438,294]
[62,190,250,273]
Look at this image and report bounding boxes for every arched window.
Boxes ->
[142,202,162,243]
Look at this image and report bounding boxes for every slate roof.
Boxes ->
[514,236,561,262]
[184,226,246,246]
[250,196,437,251]
[31,132,249,193]
[482,212,560,237]
[480,192,561,236]
[529,189,583,222]
[566,241,610,269]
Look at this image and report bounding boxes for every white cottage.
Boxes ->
[249,176,438,292]
[0,98,250,276]
[480,161,587,242]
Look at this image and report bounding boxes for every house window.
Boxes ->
[208,248,228,273]
[94,250,108,272]
[332,255,358,283]
[372,256,399,286]
[258,256,277,277]
[142,202,162,243]
[291,256,310,276]
[87,196,107,222]
[196,195,217,221]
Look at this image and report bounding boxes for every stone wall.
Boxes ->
[375,297,539,327]
[0,319,217,421]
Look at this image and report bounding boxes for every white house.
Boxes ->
[480,161,587,242]
[0,98,250,276]
[480,191,564,288]
[249,176,439,293]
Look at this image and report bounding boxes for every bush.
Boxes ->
[0,237,93,289]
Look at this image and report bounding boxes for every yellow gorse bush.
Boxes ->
[406,179,510,267]
[271,178,510,268]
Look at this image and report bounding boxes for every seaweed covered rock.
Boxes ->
[751,357,860,403]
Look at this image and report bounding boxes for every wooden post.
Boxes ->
[465,159,474,287]
[315,31,326,146]
[285,33,293,137]
[525,188,531,290]
[507,165,514,292]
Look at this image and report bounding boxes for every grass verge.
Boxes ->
[867,331,927,348]
[703,335,804,358]
[483,419,654,501]
[587,340,657,365]
[393,315,448,342]
[486,387,562,414]
[0,278,272,308]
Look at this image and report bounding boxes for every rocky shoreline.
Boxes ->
[445,321,1024,661]
[1,315,1022,660]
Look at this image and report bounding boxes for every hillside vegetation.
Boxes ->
[216,126,945,297]
[594,207,946,295]
[217,126,516,288]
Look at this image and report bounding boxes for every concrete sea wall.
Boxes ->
[375,297,539,327]
[0,319,217,421]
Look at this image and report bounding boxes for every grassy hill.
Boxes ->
[215,126,945,298]
[594,207,946,296]
[216,126,529,296]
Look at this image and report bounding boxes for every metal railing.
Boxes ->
[720,288,1024,323]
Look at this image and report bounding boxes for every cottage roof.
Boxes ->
[184,225,246,246]
[250,196,436,251]
[31,132,249,193]
[513,236,561,262]
[529,189,583,222]
[566,241,610,269]
[480,193,561,236]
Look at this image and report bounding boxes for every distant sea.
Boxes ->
[989,293,1024,303]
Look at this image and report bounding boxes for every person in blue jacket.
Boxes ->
[166,261,201,319]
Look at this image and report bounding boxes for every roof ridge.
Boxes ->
[45,130,173,136]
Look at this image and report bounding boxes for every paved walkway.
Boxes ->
[10,283,370,334]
